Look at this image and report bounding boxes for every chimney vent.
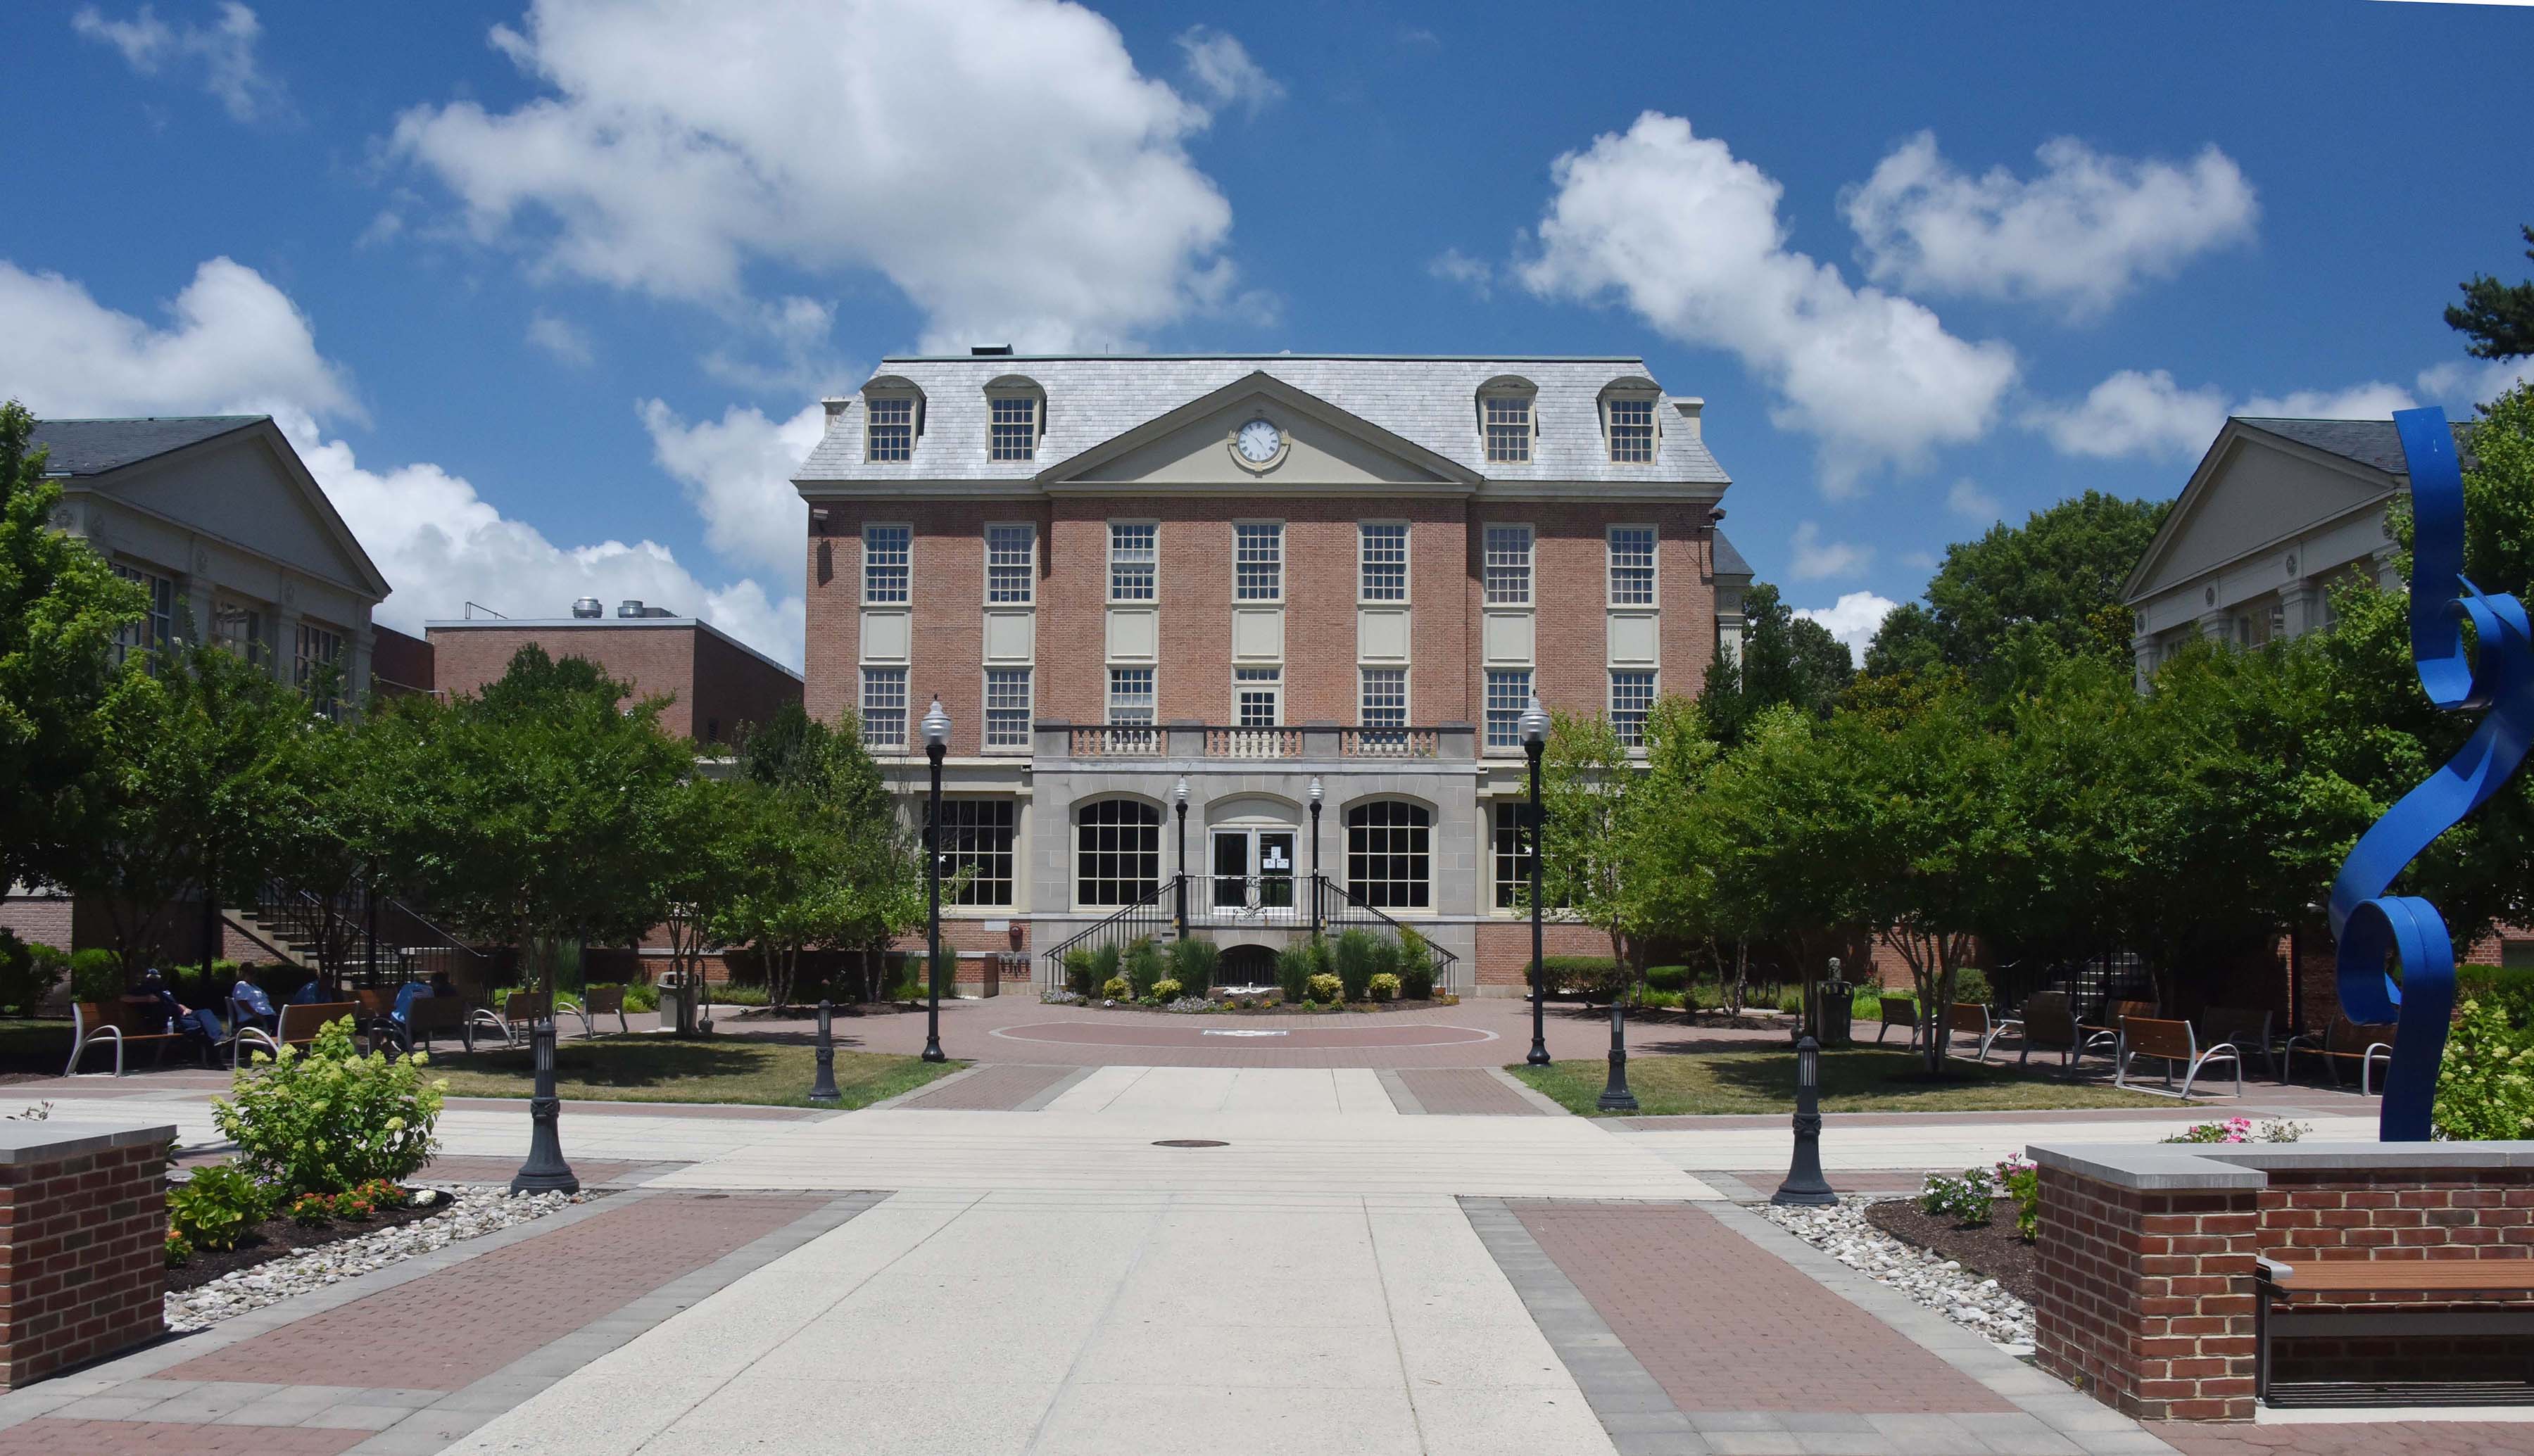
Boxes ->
[1672,397,1705,441]
[618,600,644,618]
[971,344,1013,356]
[571,597,603,619]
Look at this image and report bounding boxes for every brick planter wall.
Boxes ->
[2032,1142,2534,1423]
[0,1120,177,1387]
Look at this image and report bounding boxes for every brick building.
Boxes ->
[427,601,803,748]
[793,353,1741,993]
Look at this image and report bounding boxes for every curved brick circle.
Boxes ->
[989,1019,1499,1049]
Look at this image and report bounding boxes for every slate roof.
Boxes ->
[795,355,1729,487]
[2233,417,2471,478]
[30,416,264,475]
[1712,529,1752,578]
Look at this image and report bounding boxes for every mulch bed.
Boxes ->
[166,1189,453,1293]
[1865,1196,2041,1307]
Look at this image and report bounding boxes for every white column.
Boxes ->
[2279,581,2324,638]
[348,625,375,705]
[2131,633,2158,691]
[2198,613,2232,644]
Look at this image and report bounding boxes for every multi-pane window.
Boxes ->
[1359,667,1407,728]
[1235,666,1280,726]
[860,667,909,747]
[1485,669,1532,751]
[985,668,1032,748]
[1608,527,1656,606]
[1077,799,1161,906]
[296,623,345,715]
[1483,395,1532,464]
[1484,525,1534,606]
[937,799,1016,906]
[1608,397,1655,462]
[1492,801,1533,910]
[986,524,1034,604]
[111,564,173,666]
[1347,801,1431,909]
[866,396,914,462]
[1108,666,1155,725]
[1359,523,1407,601]
[864,525,910,604]
[210,602,265,666]
[1235,522,1282,601]
[1109,522,1156,602]
[989,395,1037,461]
[1610,670,1656,748]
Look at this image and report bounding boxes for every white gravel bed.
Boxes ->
[1758,1195,2036,1350]
[165,1186,587,1333]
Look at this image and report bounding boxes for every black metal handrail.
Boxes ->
[1310,874,1463,994]
[1035,872,1464,995]
[1039,876,1179,988]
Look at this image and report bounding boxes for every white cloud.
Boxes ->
[524,310,593,366]
[1843,132,2256,320]
[0,254,803,666]
[73,1,284,122]
[638,399,824,582]
[698,296,856,398]
[2025,368,2416,462]
[1789,521,1873,581]
[1517,113,2018,489]
[1794,592,1898,662]
[389,0,1242,352]
[1946,477,2000,522]
[1175,26,1282,116]
[1426,248,1492,298]
[2419,357,2534,410]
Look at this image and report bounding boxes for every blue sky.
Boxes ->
[6,0,2530,666]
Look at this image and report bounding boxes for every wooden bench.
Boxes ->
[1875,996,1920,1049]
[2014,991,2084,1070]
[2079,998,2157,1063]
[232,1002,361,1068]
[2256,1255,2534,1406]
[1946,1001,2015,1063]
[2286,1015,2393,1095]
[559,985,628,1038]
[2114,1015,2240,1099]
[2200,1005,2280,1080]
[400,994,477,1055]
[64,1000,190,1077]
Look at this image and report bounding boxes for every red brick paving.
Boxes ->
[1399,1068,1542,1115]
[1512,1201,2014,1414]
[0,1422,363,1455]
[2156,1420,2534,1455]
[894,1063,1071,1110]
[165,1194,823,1390]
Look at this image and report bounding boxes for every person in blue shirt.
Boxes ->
[232,975,277,1033]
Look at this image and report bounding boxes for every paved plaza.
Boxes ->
[0,1003,2508,1455]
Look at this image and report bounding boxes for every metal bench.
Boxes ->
[2078,998,2157,1064]
[232,1002,362,1068]
[2256,1255,2534,1407]
[1875,996,1920,1049]
[1947,1001,2016,1063]
[2114,1014,2241,1099]
[558,985,628,1038]
[2013,990,2084,1070]
[400,994,477,1055]
[471,990,549,1049]
[64,999,189,1077]
[2286,1015,2394,1095]
[2200,1005,2281,1080]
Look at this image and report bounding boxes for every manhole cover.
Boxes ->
[1153,1139,1229,1148]
[1201,1029,1288,1037]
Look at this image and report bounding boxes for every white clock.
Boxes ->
[1235,419,1282,464]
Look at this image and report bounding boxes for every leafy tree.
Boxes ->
[650,774,767,1034]
[2447,224,2534,361]
[1864,491,2169,682]
[1536,702,1693,981]
[0,401,144,892]
[1700,706,1867,1014]
[1698,582,1851,747]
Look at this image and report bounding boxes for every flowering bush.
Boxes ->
[2437,999,2534,1140]
[1306,973,1344,1005]
[212,1016,445,1196]
[1368,973,1401,1004]
[1919,1166,1996,1225]
[2162,1116,2308,1144]
[1149,978,1183,1004]
[1994,1155,2040,1241]
[289,1192,335,1227]
[1099,977,1131,1002]
[164,1229,194,1265]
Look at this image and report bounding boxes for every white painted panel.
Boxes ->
[1107,607,1158,662]
[983,609,1035,664]
[861,609,910,663]
[1482,611,1534,666]
[1357,608,1410,663]
[1231,607,1285,661]
[1607,611,1658,666]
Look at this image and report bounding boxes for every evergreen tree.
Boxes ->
[1697,582,1852,747]
[2447,224,2534,361]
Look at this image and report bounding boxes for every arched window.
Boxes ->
[1076,799,1162,906]
[1347,801,1430,909]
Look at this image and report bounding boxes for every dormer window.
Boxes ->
[1484,396,1532,464]
[1607,397,1655,462]
[986,376,1046,462]
[867,396,914,462]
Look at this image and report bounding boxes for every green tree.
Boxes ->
[1864,491,2169,683]
[2447,224,2534,361]
[1701,706,1866,1011]
[1698,582,1851,747]
[0,401,144,892]
[650,773,768,1034]
[1537,702,1696,981]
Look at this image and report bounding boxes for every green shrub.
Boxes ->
[1946,967,1993,1005]
[1775,985,1805,1014]
[70,947,122,1003]
[1099,976,1131,1001]
[1639,988,1685,1010]
[1919,1167,1996,1226]
[1124,939,1163,999]
[1401,961,1435,1000]
[1996,1156,2040,1242]
[1151,978,1183,1003]
[0,931,55,1015]
[1166,937,1218,995]
[2438,998,2534,1139]
[164,1230,193,1266]
[289,1192,334,1227]
[1306,973,1343,1005]
[1544,956,1631,1002]
[168,1163,273,1251]
[1644,965,1688,994]
[1849,985,1888,1020]
[705,983,771,1006]
[1368,973,1399,1003]
[1275,942,1315,1003]
[1064,949,1098,999]
[1368,935,1402,991]
[1090,944,1121,996]
[213,1016,445,1195]
[2456,967,2534,1030]
[1333,930,1378,1001]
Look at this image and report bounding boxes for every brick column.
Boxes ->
[0,1120,177,1387]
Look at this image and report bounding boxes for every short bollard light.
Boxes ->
[510,1015,580,1196]
[809,998,841,1104]
[1772,1033,1835,1207]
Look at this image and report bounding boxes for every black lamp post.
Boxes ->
[808,998,840,1103]
[1772,1034,1836,1205]
[921,695,950,1063]
[1173,776,1190,939]
[508,1015,579,1194]
[1307,776,1323,935]
[1520,694,1551,1068]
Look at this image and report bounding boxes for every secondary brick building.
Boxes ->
[427,602,802,748]
[793,353,1741,992]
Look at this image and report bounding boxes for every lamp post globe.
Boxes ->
[1520,694,1551,1068]
[921,696,950,1063]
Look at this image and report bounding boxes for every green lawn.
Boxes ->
[427,1035,962,1110]
[1510,1046,2170,1116]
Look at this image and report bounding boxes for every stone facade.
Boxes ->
[0,1121,174,1387]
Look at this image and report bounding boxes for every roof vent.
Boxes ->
[971,344,1013,356]
[618,600,645,618]
[571,597,603,619]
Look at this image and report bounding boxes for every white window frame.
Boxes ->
[1109,521,1157,604]
[988,393,1040,462]
[1234,521,1284,603]
[1604,393,1658,464]
[1359,666,1408,728]
[865,394,917,462]
[985,522,1035,605]
[112,563,175,666]
[983,666,1032,750]
[1482,393,1534,464]
[1234,664,1282,726]
[1610,669,1657,749]
[863,523,912,605]
[1484,669,1532,752]
[1608,525,1657,607]
[1107,665,1156,726]
[1358,521,1409,604]
[1483,524,1534,607]
[859,666,909,749]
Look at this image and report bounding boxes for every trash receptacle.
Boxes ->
[1815,957,1854,1048]
[656,971,687,1034]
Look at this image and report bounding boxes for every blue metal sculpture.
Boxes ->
[2327,407,2534,1140]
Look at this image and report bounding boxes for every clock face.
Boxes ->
[1236,419,1282,464]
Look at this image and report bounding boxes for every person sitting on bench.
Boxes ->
[232,975,277,1032]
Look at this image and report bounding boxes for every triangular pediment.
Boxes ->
[78,422,391,600]
[2125,423,2402,602]
[1042,372,1476,491]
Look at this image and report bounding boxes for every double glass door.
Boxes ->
[1211,828,1297,913]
